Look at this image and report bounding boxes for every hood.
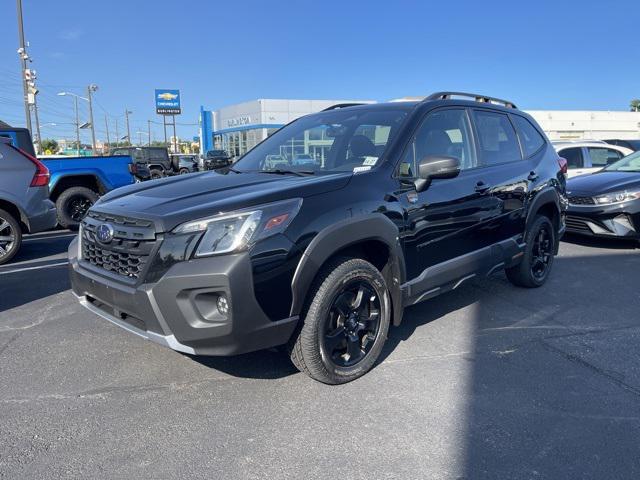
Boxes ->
[93,170,352,232]
[567,171,640,196]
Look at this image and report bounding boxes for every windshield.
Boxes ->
[233,108,408,174]
[604,150,640,172]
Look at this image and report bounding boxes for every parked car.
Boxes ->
[0,137,57,264]
[292,153,317,166]
[565,150,640,240]
[604,139,640,152]
[171,154,199,174]
[203,150,232,170]
[553,141,632,178]
[68,91,567,384]
[1,126,137,230]
[111,147,172,179]
[40,155,137,229]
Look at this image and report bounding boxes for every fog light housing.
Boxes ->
[217,295,229,315]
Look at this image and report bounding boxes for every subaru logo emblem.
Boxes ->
[95,223,115,243]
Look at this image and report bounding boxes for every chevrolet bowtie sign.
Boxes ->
[155,89,181,115]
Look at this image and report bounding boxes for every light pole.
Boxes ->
[87,84,98,152]
[104,115,111,152]
[15,0,32,133]
[136,131,149,147]
[57,91,86,155]
[125,109,132,145]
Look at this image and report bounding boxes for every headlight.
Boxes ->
[173,198,302,257]
[593,190,640,206]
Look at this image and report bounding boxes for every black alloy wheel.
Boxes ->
[505,215,555,288]
[530,224,553,281]
[322,280,382,367]
[67,196,93,223]
[288,257,391,384]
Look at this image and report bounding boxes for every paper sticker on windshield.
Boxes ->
[362,156,378,166]
[353,166,371,173]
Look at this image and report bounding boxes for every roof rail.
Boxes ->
[322,103,366,111]
[424,92,517,109]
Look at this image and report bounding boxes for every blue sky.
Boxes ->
[1,0,639,143]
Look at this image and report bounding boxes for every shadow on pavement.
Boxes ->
[0,262,70,313]
[460,251,640,479]
[188,349,298,380]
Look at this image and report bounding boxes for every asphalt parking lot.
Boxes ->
[1,232,639,479]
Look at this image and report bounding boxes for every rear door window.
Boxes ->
[587,147,624,167]
[559,147,584,168]
[472,110,522,166]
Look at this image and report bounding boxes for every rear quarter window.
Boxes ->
[512,115,545,157]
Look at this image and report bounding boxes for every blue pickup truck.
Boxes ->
[1,125,141,229]
[40,155,138,228]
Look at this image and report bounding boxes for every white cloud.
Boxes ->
[58,28,83,41]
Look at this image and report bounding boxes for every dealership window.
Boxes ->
[473,110,522,166]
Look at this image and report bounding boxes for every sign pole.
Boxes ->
[163,115,167,146]
[172,115,178,153]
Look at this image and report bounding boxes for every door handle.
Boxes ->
[475,181,491,193]
[527,171,539,181]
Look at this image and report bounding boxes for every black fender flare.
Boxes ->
[289,213,406,326]
[526,186,563,251]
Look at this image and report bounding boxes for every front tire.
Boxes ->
[0,209,22,265]
[56,186,98,230]
[506,215,556,288]
[288,258,391,384]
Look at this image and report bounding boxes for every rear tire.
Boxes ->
[179,168,190,175]
[288,258,391,384]
[506,215,556,288]
[0,209,22,265]
[56,186,98,230]
[150,168,164,180]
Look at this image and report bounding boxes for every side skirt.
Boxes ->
[401,237,525,307]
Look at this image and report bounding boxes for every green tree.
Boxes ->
[40,138,58,154]
[630,99,640,112]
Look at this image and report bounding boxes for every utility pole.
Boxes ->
[16,0,32,133]
[114,118,119,148]
[125,109,132,145]
[74,96,80,156]
[33,98,42,153]
[87,84,98,152]
[104,114,111,152]
[147,120,151,146]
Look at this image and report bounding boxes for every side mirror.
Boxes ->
[415,155,461,192]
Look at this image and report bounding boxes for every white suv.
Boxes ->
[553,141,632,178]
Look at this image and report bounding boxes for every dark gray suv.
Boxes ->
[0,137,57,264]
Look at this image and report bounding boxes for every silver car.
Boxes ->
[0,137,57,264]
[553,140,632,178]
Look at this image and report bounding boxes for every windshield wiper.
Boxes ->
[259,169,315,177]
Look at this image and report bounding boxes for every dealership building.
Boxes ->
[199,99,640,157]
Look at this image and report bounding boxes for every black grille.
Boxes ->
[565,215,592,232]
[568,195,595,206]
[81,212,157,280]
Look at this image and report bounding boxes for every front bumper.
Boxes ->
[566,200,640,239]
[68,238,299,356]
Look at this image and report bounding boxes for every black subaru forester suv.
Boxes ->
[69,92,567,384]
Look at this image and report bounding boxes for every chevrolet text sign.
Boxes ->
[155,89,181,115]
